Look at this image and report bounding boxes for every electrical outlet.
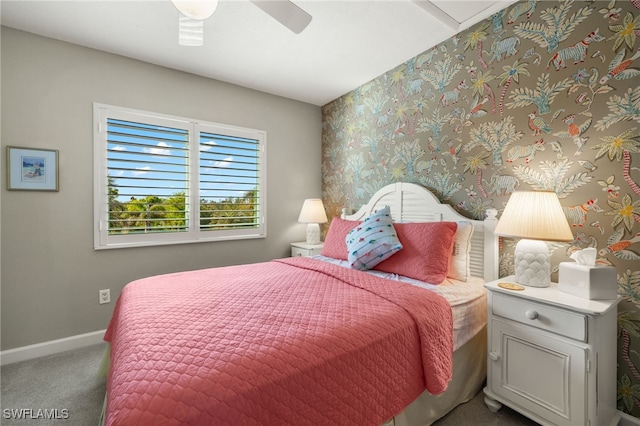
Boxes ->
[99,289,111,305]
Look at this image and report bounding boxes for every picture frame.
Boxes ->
[6,146,59,191]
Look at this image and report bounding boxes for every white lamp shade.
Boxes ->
[495,191,573,287]
[298,199,328,224]
[494,191,573,242]
[171,0,219,20]
[298,199,327,245]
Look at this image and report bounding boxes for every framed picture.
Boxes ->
[6,146,59,191]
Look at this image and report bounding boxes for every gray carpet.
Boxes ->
[1,343,108,426]
[433,392,539,426]
[1,342,537,425]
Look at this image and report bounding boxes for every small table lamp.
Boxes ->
[494,191,573,287]
[298,198,328,245]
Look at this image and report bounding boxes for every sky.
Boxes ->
[106,118,259,204]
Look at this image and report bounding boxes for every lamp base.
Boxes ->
[306,223,321,245]
[514,239,551,287]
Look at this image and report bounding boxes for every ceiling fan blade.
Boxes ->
[249,0,312,34]
[178,14,204,46]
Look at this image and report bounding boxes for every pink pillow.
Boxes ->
[321,217,359,260]
[374,221,458,284]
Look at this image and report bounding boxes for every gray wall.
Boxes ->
[1,27,322,350]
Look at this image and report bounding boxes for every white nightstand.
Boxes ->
[290,241,324,257]
[483,276,621,426]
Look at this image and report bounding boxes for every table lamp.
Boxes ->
[298,199,328,245]
[494,191,573,287]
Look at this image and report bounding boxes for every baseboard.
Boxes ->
[620,411,640,426]
[0,329,106,366]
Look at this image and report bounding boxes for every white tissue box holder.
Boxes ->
[558,262,617,300]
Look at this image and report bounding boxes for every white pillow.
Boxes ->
[448,221,473,281]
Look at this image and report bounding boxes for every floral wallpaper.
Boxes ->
[321,0,640,417]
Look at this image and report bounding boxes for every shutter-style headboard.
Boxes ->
[342,182,499,281]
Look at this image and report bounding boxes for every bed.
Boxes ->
[101,182,499,425]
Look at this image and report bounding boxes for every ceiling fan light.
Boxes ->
[171,0,219,20]
[178,15,204,46]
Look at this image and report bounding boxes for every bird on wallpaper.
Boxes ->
[564,114,581,135]
[599,229,640,260]
[554,114,592,154]
[528,111,552,136]
[599,48,640,84]
[466,96,490,119]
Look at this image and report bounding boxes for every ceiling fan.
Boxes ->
[171,0,313,46]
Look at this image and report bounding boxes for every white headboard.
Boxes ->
[341,182,499,282]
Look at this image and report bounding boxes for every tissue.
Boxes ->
[559,248,617,300]
[569,247,597,267]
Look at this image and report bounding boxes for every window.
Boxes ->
[94,104,266,249]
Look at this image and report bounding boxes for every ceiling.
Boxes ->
[1,0,516,106]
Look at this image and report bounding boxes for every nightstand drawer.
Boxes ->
[290,242,323,257]
[291,246,308,257]
[492,292,587,342]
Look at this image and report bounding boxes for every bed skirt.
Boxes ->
[389,325,487,426]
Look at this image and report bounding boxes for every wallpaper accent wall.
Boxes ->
[321,0,640,417]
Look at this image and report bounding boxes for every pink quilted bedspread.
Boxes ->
[103,257,453,425]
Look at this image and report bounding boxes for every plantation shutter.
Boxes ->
[199,132,261,231]
[106,118,189,235]
[94,103,266,250]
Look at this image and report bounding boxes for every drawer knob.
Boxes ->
[489,352,501,361]
[525,310,538,320]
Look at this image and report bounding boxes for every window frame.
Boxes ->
[93,103,267,250]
